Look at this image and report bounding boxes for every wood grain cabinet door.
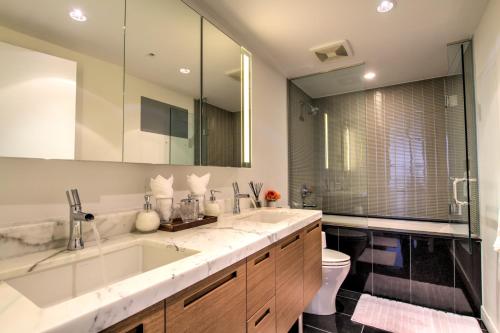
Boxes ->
[303,220,322,308]
[100,301,165,333]
[247,297,276,333]
[275,231,304,333]
[246,245,276,319]
[166,262,246,333]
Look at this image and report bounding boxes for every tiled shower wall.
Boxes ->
[288,82,319,209]
[289,76,478,230]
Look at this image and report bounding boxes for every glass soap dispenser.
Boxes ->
[135,194,160,232]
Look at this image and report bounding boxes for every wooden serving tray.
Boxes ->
[158,215,218,232]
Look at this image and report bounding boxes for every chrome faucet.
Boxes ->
[66,189,94,251]
[232,182,250,214]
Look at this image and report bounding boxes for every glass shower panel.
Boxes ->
[290,64,367,221]
[445,41,479,236]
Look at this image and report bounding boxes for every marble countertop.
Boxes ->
[0,208,321,333]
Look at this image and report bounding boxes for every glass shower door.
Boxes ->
[445,41,479,238]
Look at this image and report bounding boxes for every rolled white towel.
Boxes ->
[186,173,210,195]
[494,208,500,252]
[187,173,210,214]
[150,175,174,221]
[150,175,174,198]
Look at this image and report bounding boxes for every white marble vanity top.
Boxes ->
[0,208,321,333]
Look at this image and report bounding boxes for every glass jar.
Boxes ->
[179,194,199,222]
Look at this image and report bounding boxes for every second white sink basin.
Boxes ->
[6,240,198,308]
[241,211,298,224]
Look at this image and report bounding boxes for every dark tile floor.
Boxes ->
[297,289,489,333]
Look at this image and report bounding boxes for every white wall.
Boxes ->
[474,1,500,332]
[0,54,288,227]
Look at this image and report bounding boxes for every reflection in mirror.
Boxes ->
[199,19,251,168]
[123,0,200,165]
[0,0,125,161]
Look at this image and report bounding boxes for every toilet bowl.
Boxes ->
[305,232,351,315]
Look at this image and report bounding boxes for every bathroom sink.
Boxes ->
[6,240,198,308]
[241,211,298,223]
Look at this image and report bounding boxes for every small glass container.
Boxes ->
[155,197,173,223]
[179,194,199,222]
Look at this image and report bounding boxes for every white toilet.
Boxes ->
[305,231,351,315]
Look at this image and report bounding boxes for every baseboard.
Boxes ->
[482,306,499,333]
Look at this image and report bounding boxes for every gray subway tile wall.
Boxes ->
[289,76,477,230]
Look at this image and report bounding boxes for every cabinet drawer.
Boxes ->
[247,297,276,333]
[303,220,322,307]
[101,301,165,333]
[166,261,246,333]
[275,231,303,333]
[246,245,276,319]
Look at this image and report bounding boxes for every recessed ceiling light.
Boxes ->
[69,9,87,22]
[377,0,395,13]
[179,68,191,74]
[364,72,376,80]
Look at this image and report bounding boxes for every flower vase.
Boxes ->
[267,200,277,208]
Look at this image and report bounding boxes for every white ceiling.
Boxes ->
[0,0,242,112]
[191,0,488,91]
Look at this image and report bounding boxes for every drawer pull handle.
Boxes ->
[125,324,143,333]
[307,223,320,233]
[255,308,271,327]
[184,271,237,308]
[254,252,270,265]
[281,234,300,250]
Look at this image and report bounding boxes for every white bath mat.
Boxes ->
[351,294,481,333]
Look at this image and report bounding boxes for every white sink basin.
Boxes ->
[6,240,198,308]
[241,211,298,223]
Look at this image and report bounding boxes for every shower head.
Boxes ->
[299,101,320,121]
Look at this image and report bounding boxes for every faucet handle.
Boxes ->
[71,189,81,208]
[232,182,239,194]
[65,190,74,206]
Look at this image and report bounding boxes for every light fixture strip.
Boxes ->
[344,127,350,171]
[324,113,329,169]
[242,49,251,165]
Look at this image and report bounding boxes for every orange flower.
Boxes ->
[265,190,281,201]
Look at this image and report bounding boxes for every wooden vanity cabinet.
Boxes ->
[247,297,276,333]
[165,261,247,333]
[101,220,322,333]
[275,230,304,333]
[101,301,165,333]
[246,245,276,320]
[303,221,322,308]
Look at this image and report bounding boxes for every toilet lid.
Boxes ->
[322,249,350,266]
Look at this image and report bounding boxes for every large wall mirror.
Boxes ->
[0,0,125,162]
[200,19,251,167]
[123,0,200,165]
[0,0,251,167]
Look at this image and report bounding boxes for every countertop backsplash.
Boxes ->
[0,186,258,260]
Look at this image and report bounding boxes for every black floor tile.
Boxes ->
[362,325,392,333]
[303,313,363,333]
[336,296,358,316]
[304,325,329,333]
[338,289,361,301]
[477,318,489,332]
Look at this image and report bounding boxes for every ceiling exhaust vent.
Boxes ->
[311,40,353,62]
